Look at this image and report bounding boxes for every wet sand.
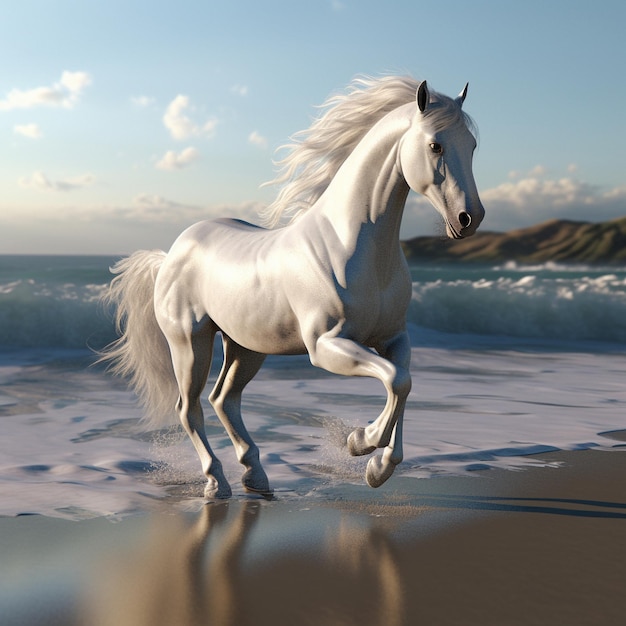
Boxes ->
[2,447,626,626]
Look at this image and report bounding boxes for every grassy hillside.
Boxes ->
[402,216,626,264]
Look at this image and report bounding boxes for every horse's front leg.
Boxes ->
[350,332,411,487]
[308,330,411,488]
[364,418,404,488]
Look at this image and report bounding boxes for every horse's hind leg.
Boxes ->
[209,336,271,495]
[166,322,232,499]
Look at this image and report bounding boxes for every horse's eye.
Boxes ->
[430,142,443,154]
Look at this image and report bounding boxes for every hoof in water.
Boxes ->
[242,468,274,497]
[204,478,232,500]
[365,454,396,488]
[347,427,376,457]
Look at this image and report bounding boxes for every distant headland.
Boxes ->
[401,216,626,264]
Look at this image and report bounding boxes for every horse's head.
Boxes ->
[399,81,485,239]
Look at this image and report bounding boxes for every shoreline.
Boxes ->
[2,448,626,625]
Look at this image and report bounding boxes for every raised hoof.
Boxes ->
[365,454,396,488]
[242,468,273,497]
[204,477,232,500]
[347,427,376,457]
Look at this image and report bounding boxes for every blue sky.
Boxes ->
[1,0,625,254]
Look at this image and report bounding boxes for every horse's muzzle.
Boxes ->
[452,202,485,238]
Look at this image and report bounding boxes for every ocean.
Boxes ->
[1,254,625,520]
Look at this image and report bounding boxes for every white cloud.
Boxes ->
[483,177,593,209]
[14,123,43,139]
[248,130,268,149]
[0,71,91,111]
[471,175,626,231]
[163,96,194,139]
[59,71,91,94]
[163,95,217,140]
[116,194,264,224]
[129,193,198,220]
[156,146,200,170]
[18,171,95,192]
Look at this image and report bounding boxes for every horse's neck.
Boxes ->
[315,105,412,255]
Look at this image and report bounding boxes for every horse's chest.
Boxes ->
[343,272,411,337]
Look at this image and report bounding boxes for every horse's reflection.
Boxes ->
[86,500,405,626]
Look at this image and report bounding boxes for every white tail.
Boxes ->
[100,250,179,429]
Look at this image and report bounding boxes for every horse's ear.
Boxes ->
[456,82,469,106]
[416,80,429,113]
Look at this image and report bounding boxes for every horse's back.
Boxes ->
[172,218,265,248]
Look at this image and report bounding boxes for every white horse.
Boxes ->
[103,76,485,498]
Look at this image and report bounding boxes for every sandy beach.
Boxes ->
[2,256,626,624]
[2,445,626,626]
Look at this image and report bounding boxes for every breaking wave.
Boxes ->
[1,256,625,349]
[409,269,626,343]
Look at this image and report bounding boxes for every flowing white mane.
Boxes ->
[260,74,475,227]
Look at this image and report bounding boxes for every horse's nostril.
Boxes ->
[459,211,471,229]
